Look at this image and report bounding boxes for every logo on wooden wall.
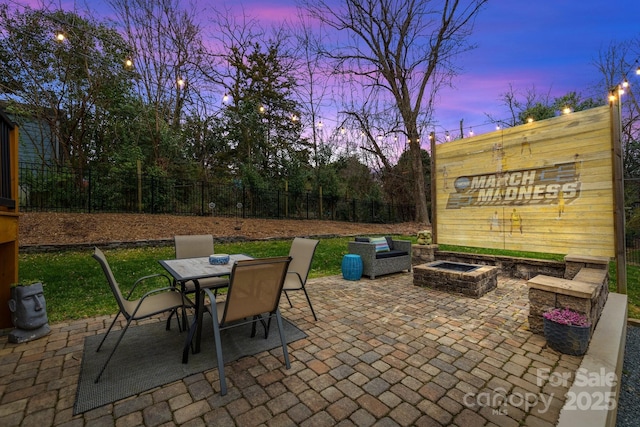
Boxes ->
[446,161,581,209]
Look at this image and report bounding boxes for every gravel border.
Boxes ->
[616,323,640,426]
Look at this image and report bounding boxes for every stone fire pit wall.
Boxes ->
[413,262,499,298]
[527,255,610,335]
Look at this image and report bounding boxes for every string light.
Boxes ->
[55,32,65,42]
[562,106,571,114]
[177,78,185,88]
[468,128,474,137]
[222,93,229,103]
[527,117,534,123]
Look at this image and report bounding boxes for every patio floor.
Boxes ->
[0,273,582,427]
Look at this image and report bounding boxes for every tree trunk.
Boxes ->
[408,128,430,225]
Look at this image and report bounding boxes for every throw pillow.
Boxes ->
[370,236,390,252]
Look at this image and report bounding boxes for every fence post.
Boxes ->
[200,181,205,216]
[242,185,246,218]
[319,186,323,220]
[87,167,92,214]
[137,160,142,213]
[151,177,155,214]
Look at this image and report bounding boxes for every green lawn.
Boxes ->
[18,237,639,323]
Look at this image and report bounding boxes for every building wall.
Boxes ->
[435,105,615,258]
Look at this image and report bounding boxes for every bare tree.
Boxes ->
[594,40,640,179]
[301,0,488,225]
[108,0,207,166]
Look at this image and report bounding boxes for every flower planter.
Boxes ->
[543,317,590,356]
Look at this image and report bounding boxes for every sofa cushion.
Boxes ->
[375,250,408,259]
[370,236,390,252]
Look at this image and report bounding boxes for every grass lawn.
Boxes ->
[17,237,639,323]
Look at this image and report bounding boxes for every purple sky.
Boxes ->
[16,0,640,139]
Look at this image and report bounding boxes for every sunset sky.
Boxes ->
[12,0,640,140]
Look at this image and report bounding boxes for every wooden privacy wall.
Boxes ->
[434,105,615,257]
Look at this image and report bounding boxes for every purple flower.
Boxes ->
[543,308,591,327]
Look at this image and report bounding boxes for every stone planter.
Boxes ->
[7,282,51,343]
[543,317,590,356]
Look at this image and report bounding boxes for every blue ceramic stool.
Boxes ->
[342,254,363,281]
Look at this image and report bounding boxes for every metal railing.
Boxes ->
[18,162,415,224]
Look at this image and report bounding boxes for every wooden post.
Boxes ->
[610,97,627,293]
[319,185,323,219]
[285,180,289,218]
[137,159,142,213]
[0,111,19,328]
[430,131,437,243]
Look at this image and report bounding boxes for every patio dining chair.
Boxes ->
[174,234,230,293]
[171,235,230,327]
[202,256,292,395]
[92,247,190,382]
[282,237,320,321]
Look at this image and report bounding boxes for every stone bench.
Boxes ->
[527,255,609,335]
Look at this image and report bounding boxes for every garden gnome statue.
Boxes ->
[7,283,51,343]
[416,230,432,245]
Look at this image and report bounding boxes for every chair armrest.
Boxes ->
[129,285,189,317]
[348,241,377,260]
[127,273,173,299]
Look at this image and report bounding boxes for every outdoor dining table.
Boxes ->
[158,253,253,363]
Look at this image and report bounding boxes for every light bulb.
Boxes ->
[562,107,571,114]
[177,78,185,88]
[222,93,229,103]
[56,32,65,42]
[527,117,534,123]
[622,79,629,88]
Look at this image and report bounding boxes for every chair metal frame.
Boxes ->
[202,256,292,395]
[92,247,189,383]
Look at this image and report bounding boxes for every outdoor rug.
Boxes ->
[74,317,306,414]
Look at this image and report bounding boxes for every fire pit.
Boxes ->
[413,261,498,298]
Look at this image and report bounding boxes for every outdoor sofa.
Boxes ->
[348,237,412,279]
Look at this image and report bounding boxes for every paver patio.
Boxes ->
[0,273,583,426]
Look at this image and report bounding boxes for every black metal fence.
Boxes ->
[628,239,640,266]
[18,162,415,224]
